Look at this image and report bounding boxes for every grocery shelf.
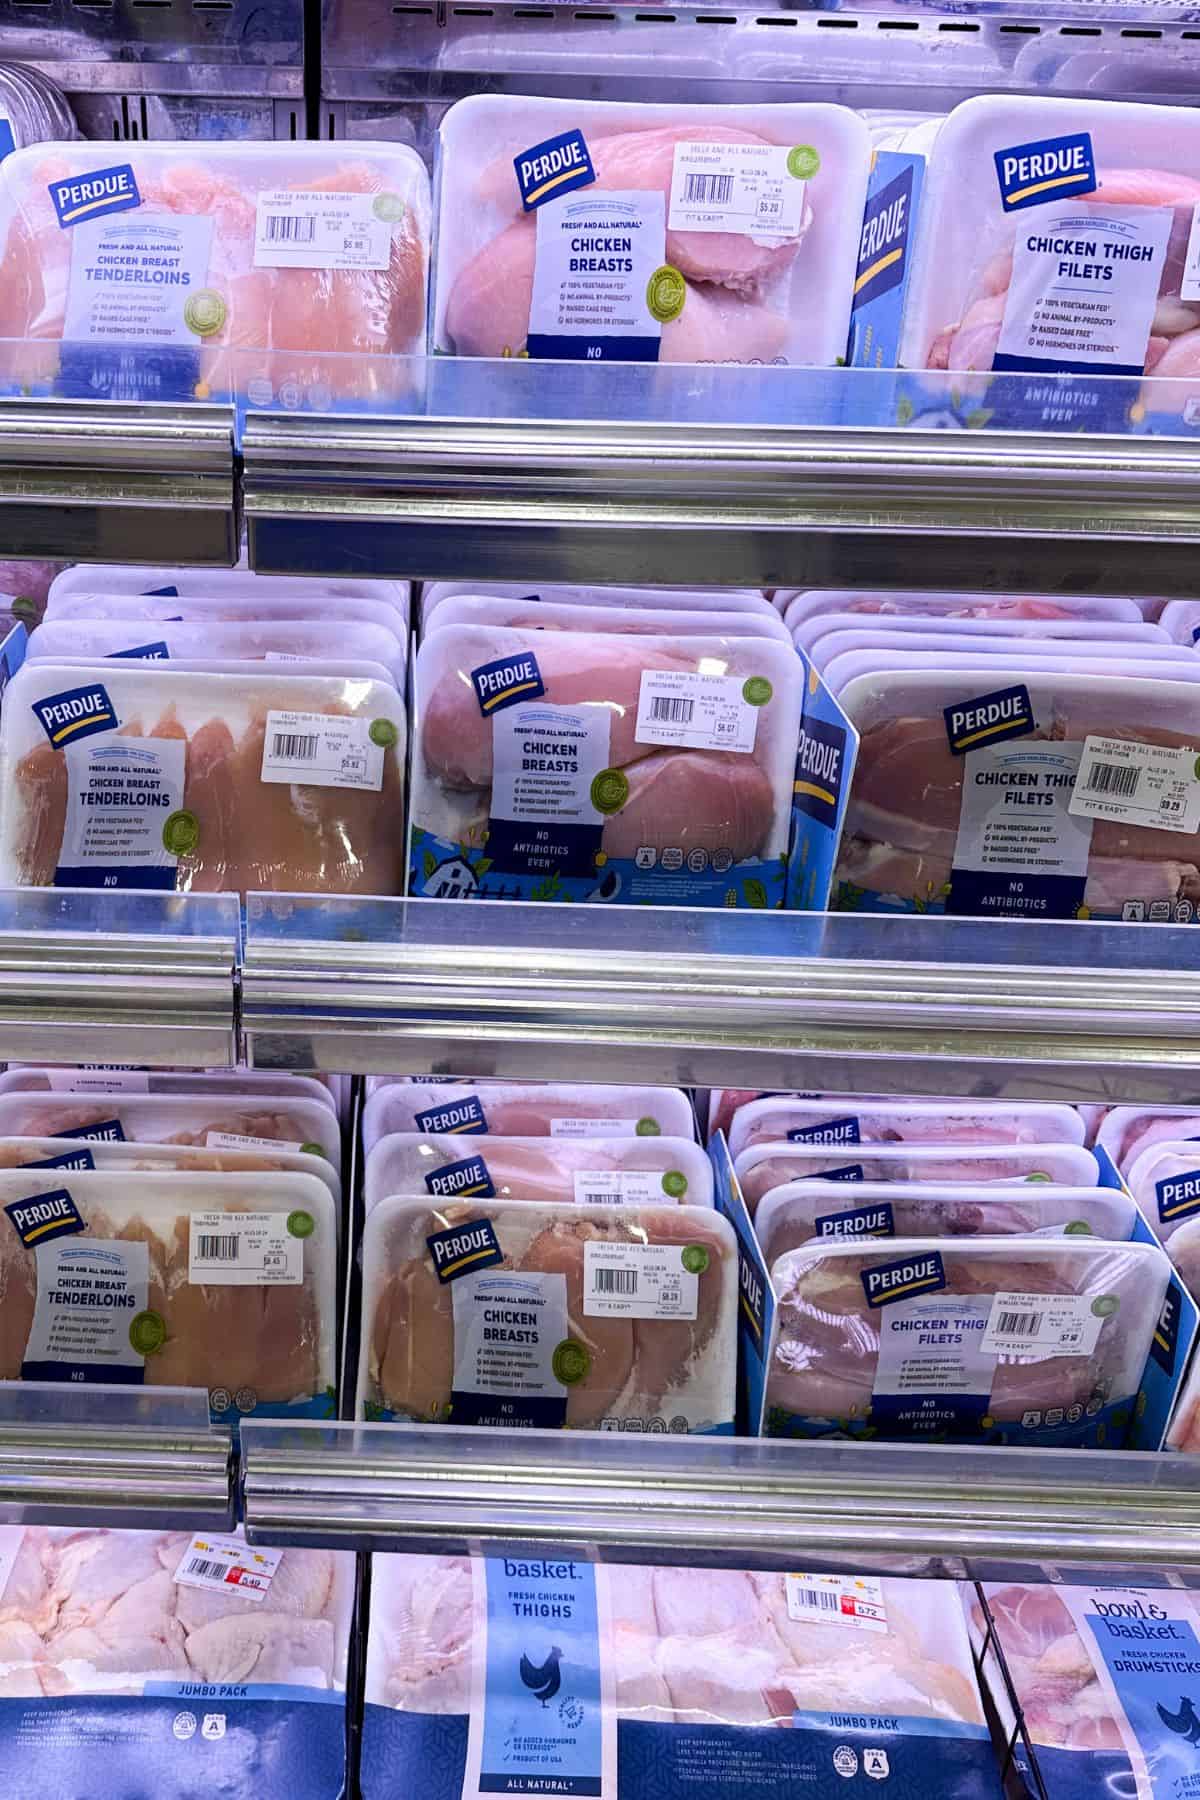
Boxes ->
[240,1420,1200,1581]
[241,897,1200,1103]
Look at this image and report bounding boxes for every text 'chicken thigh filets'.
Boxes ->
[0,1092,341,1173]
[0,661,406,899]
[361,1080,695,1151]
[363,1132,713,1217]
[359,1198,738,1432]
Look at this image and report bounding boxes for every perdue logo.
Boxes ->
[994,133,1096,213]
[738,1247,765,1345]
[816,1201,894,1239]
[854,164,913,307]
[793,717,847,831]
[1157,1171,1200,1225]
[28,1148,96,1172]
[788,1117,861,1146]
[861,1250,946,1308]
[54,1118,126,1143]
[424,1154,496,1201]
[943,684,1035,756]
[50,163,141,228]
[33,683,118,749]
[414,1095,488,1135]
[470,653,545,716]
[4,1188,85,1247]
[425,1217,503,1283]
[514,130,595,211]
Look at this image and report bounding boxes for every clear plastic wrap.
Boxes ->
[420,582,771,621]
[736,1142,1101,1216]
[362,1081,694,1152]
[47,566,409,614]
[782,590,1143,634]
[0,1068,337,1111]
[0,1093,341,1174]
[807,619,1174,671]
[0,1135,342,1209]
[728,1098,1085,1161]
[1124,1141,1200,1250]
[44,589,410,634]
[26,619,406,684]
[426,594,791,643]
[823,646,1200,699]
[364,1132,713,1215]
[1096,1104,1200,1172]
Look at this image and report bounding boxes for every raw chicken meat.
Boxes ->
[728,1097,1084,1161]
[0,1094,339,1168]
[737,1142,1097,1214]
[364,1132,712,1215]
[1096,1105,1200,1173]
[978,1583,1133,1756]
[0,1137,342,1207]
[361,1080,693,1149]
[186,1615,336,1686]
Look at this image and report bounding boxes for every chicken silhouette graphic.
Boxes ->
[520,1646,563,1707]
[1157,1696,1200,1746]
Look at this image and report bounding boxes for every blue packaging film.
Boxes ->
[785,649,859,913]
[708,1131,775,1437]
[845,150,926,375]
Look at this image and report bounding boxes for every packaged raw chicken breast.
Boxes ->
[764,1235,1170,1446]
[0,661,405,899]
[362,1555,996,1800]
[420,581,771,620]
[782,590,1143,635]
[807,620,1175,673]
[45,589,411,635]
[409,625,803,906]
[364,1133,712,1216]
[362,1080,694,1151]
[26,618,406,683]
[1096,1104,1200,1171]
[434,96,870,367]
[901,95,1200,385]
[359,1197,737,1431]
[426,593,792,643]
[756,1179,1134,1268]
[0,1092,341,1174]
[47,565,410,614]
[0,1168,337,1425]
[0,141,430,399]
[0,1134,343,1208]
[0,1526,353,1798]
[0,1067,336,1106]
[822,643,1200,698]
[1124,1142,1200,1246]
[736,1142,1101,1215]
[833,669,1200,923]
[728,1097,1085,1160]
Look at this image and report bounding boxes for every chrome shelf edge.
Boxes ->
[0,1424,234,1528]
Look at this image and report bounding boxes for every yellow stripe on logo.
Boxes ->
[955,714,1032,750]
[526,167,588,206]
[441,1243,496,1277]
[1006,172,1092,206]
[51,711,111,744]
[25,1217,73,1243]
[853,246,903,295]
[794,778,835,805]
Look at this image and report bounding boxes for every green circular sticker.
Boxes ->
[1194,754,1200,782]
[661,1170,688,1199]
[681,1244,710,1275]
[635,1117,661,1137]
[300,1142,327,1159]
[162,810,199,856]
[287,1210,315,1239]
[552,1338,591,1386]
[646,264,687,325]
[184,289,228,338]
[10,596,34,620]
[1092,1293,1121,1319]
[1024,1171,1051,1183]
[788,145,821,180]
[130,1309,166,1356]
[370,717,399,749]
[591,768,630,815]
[742,676,773,707]
[1064,1220,1094,1235]
[373,191,408,224]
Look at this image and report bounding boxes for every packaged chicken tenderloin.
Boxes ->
[420,581,772,620]
[362,1079,695,1151]
[728,1097,1085,1160]
[0,1092,341,1174]
[362,1555,997,1800]
[0,661,405,899]
[0,141,431,402]
[27,618,407,683]
[434,95,869,367]
[833,668,1200,924]
[410,624,803,906]
[427,594,792,644]
[0,1067,337,1109]
[45,589,411,637]
[48,565,410,615]
[737,1142,1101,1216]
[808,619,1175,674]
[0,1132,344,1207]
[364,1132,712,1216]
[0,1525,353,1798]
[1100,1105,1200,1171]
[764,1234,1170,1447]
[783,590,1143,635]
[360,1197,737,1431]
[756,1179,1133,1268]
[0,1168,337,1425]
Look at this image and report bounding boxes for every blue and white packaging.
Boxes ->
[709,1130,774,1435]
[846,147,926,370]
[729,1096,1086,1161]
[787,645,858,911]
[361,1080,695,1153]
[737,1142,1099,1216]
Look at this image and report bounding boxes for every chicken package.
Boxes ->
[48,565,410,615]
[737,1142,1102,1216]
[0,661,405,899]
[26,618,406,683]
[359,1197,737,1432]
[901,94,1200,386]
[362,1555,997,1800]
[1096,1105,1200,1172]
[764,1234,1170,1446]
[0,1135,343,1209]
[728,1097,1085,1161]
[364,1133,712,1217]
[0,559,63,622]
[0,1092,341,1175]
[433,95,870,367]
[426,593,792,644]
[756,1179,1134,1268]
[977,1578,1200,1798]
[782,589,1143,635]
[1125,1142,1200,1248]
[362,1080,694,1151]
[45,588,410,635]
[0,1525,352,1798]
[1161,599,1200,646]
[421,581,772,620]
[808,619,1176,673]
[0,140,430,399]
[0,1066,337,1111]
[0,1167,337,1424]
[410,625,803,906]
[833,668,1200,923]
[824,644,1200,699]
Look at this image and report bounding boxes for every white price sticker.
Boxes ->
[259,709,387,792]
[45,1069,150,1095]
[187,1211,305,1286]
[1181,201,1200,302]
[551,1118,638,1139]
[174,1534,282,1604]
[1069,735,1200,836]
[785,1573,888,1634]
[583,1239,700,1319]
[634,670,761,754]
[668,142,809,243]
[980,1290,1107,1359]
[572,1169,686,1206]
[254,189,395,271]
[204,1130,306,1154]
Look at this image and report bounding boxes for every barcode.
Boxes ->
[792,1587,841,1613]
[1085,761,1140,799]
[594,1266,637,1294]
[271,731,319,761]
[196,1233,239,1261]
[650,696,694,724]
[997,1309,1043,1337]
[184,1557,231,1582]
[265,213,316,243]
[584,1191,623,1206]
[684,172,733,206]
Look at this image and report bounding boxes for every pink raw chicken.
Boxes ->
[978,1585,1124,1752]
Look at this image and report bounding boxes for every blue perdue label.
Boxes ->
[4,1187,85,1247]
[27,1147,96,1172]
[515,130,595,211]
[738,1246,766,1347]
[793,716,848,831]
[414,1094,488,1135]
[816,1200,894,1238]
[424,1154,496,1202]
[1156,1169,1200,1225]
[33,682,118,749]
[788,1117,861,1146]
[854,161,915,308]
[944,683,1035,755]
[810,1163,865,1183]
[425,1216,503,1283]
[862,1250,946,1308]
[471,652,545,716]
[50,162,141,228]
[54,1118,126,1143]
[995,133,1096,213]
[108,641,170,660]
